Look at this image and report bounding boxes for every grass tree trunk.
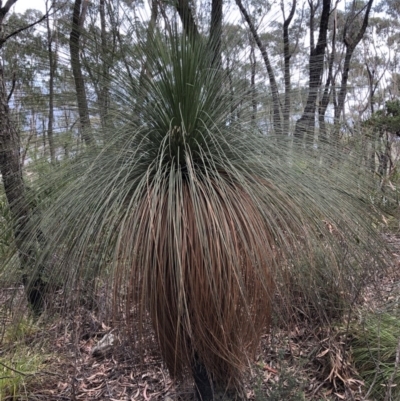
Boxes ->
[70,0,93,144]
[192,355,214,401]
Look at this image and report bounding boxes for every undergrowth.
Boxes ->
[350,310,400,401]
[0,317,50,400]
[0,347,47,400]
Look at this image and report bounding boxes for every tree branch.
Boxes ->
[7,71,15,103]
[0,12,48,48]
[78,0,89,28]
[0,0,18,21]
[0,361,31,377]
[236,0,282,133]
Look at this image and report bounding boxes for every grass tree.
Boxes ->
[3,30,389,400]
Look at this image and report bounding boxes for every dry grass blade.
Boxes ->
[114,167,276,385]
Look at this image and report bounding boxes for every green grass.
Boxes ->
[350,311,400,400]
[0,316,51,400]
[0,346,47,400]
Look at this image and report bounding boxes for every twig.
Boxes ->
[36,370,64,378]
[0,360,32,376]
[263,364,278,374]
[0,14,47,47]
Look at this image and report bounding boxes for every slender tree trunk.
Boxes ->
[294,0,331,142]
[0,68,28,249]
[176,0,199,40]
[226,56,236,119]
[0,67,46,313]
[70,0,92,144]
[366,64,375,115]
[282,0,296,135]
[133,0,158,116]
[98,0,111,128]
[334,0,373,138]
[250,39,257,125]
[236,0,282,134]
[366,62,380,173]
[209,0,222,67]
[318,4,337,143]
[46,0,56,164]
[0,0,49,314]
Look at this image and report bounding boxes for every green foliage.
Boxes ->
[350,311,400,400]
[365,99,400,137]
[3,316,39,343]
[0,353,40,400]
[0,319,45,400]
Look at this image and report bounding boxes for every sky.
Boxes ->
[13,0,46,14]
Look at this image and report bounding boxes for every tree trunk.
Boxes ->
[318,3,337,143]
[250,39,257,125]
[333,0,373,138]
[176,0,199,41]
[236,0,282,134]
[46,0,56,164]
[0,67,46,314]
[294,0,331,142]
[0,0,49,314]
[99,0,108,124]
[209,0,222,67]
[282,0,296,135]
[70,0,93,144]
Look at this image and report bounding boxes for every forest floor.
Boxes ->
[1,234,400,401]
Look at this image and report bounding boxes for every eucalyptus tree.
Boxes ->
[209,0,222,66]
[294,0,331,141]
[333,0,374,137]
[235,0,282,134]
[176,0,199,39]
[46,0,57,164]
[2,9,50,150]
[69,0,92,143]
[81,0,114,129]
[282,0,297,135]
[0,1,48,312]
[318,2,338,140]
[4,10,54,162]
